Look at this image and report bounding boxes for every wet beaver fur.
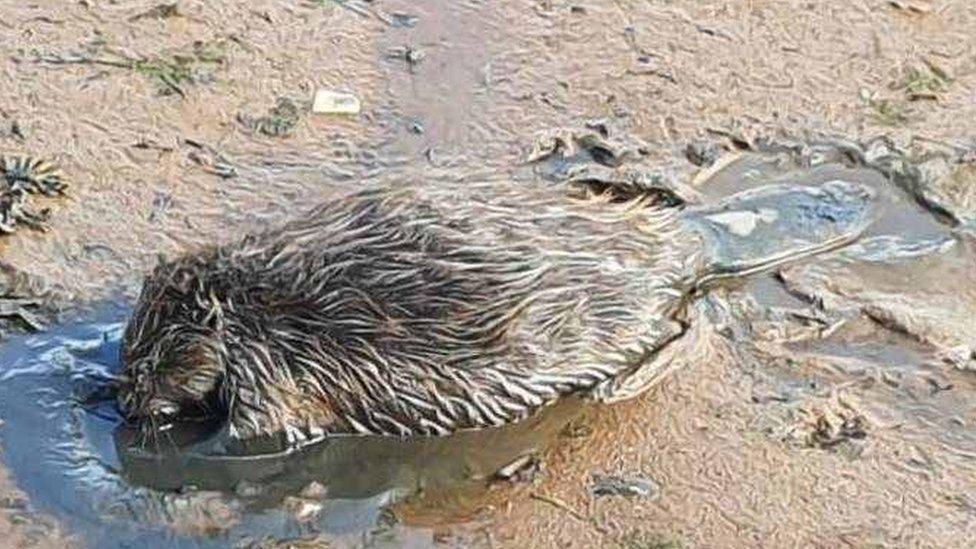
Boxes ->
[117,177,872,442]
[118,180,702,441]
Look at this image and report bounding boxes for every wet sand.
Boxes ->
[2,0,976,547]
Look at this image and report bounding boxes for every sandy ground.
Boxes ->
[1,0,976,547]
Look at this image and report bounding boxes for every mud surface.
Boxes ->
[2,0,976,547]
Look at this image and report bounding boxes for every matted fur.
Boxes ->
[118,180,705,440]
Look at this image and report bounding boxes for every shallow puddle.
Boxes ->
[0,305,581,548]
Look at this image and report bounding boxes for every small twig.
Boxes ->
[529,491,609,534]
[318,0,398,26]
[370,7,394,26]
[332,0,371,18]
[529,492,588,522]
[154,71,186,98]
[28,16,65,25]
[182,137,207,149]
[0,298,42,308]
[911,135,969,153]
[131,138,175,152]
[695,24,735,41]
[0,299,46,332]
[705,126,754,150]
[887,0,933,15]
[14,308,46,331]
[625,66,677,84]
[35,53,134,69]
[182,138,238,178]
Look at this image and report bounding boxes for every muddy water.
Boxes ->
[0,304,582,548]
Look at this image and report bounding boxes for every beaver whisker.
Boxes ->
[137,414,157,453]
[135,408,183,454]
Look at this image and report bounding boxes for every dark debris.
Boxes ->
[129,3,181,22]
[589,473,660,499]
[493,454,543,484]
[238,97,303,138]
[0,262,51,334]
[1,155,68,235]
[809,414,868,449]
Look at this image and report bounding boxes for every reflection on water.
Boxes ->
[0,305,581,548]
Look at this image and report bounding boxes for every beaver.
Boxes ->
[117,178,875,442]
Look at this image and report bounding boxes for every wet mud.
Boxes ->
[2,0,976,548]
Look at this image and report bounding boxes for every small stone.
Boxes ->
[685,141,721,167]
[389,12,418,28]
[405,47,425,65]
[284,497,323,523]
[387,46,425,66]
[312,90,361,115]
[590,473,660,499]
[10,120,24,140]
[233,480,263,498]
[703,208,780,237]
[298,481,328,499]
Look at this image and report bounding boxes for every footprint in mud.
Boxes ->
[0,306,577,547]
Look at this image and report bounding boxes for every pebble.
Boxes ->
[590,473,660,499]
[312,90,361,115]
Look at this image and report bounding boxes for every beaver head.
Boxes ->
[117,233,349,443]
[117,255,229,427]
